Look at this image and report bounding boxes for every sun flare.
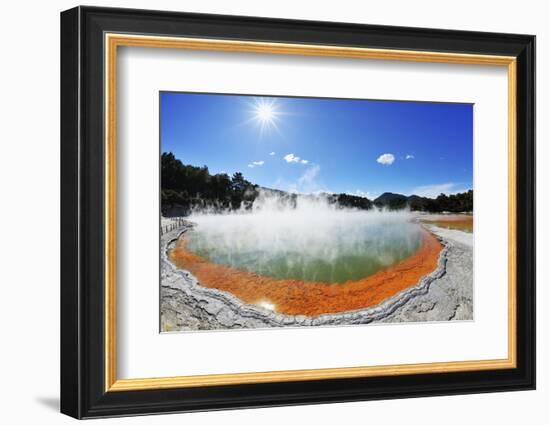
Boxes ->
[256,103,275,123]
[250,98,281,135]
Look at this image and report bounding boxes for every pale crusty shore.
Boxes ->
[160,222,472,332]
[380,225,473,323]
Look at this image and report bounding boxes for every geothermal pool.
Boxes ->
[184,207,424,284]
[169,200,443,315]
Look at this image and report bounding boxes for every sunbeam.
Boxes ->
[249,97,282,137]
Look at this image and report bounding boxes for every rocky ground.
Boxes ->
[381,225,473,323]
[160,222,473,332]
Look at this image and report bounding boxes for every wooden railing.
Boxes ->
[160,217,187,236]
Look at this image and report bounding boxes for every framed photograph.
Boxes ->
[60,6,535,419]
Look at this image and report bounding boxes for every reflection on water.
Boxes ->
[186,206,423,283]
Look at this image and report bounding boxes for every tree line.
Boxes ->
[161,152,259,215]
[161,152,472,216]
[409,191,473,213]
[373,191,473,213]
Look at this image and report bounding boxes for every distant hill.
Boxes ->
[374,192,408,204]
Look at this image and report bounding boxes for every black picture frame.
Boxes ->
[61,5,535,419]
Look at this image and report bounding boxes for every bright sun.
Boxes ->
[256,104,275,123]
[249,98,281,135]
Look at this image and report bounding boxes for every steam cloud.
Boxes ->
[186,192,423,283]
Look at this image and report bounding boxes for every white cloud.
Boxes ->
[377,153,395,165]
[284,153,309,164]
[247,160,265,168]
[298,164,320,186]
[273,163,327,194]
[284,153,300,163]
[406,154,415,159]
[410,182,464,198]
[269,152,275,156]
[281,164,323,194]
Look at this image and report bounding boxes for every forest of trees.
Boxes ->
[161,152,473,216]
[410,191,473,213]
[373,191,473,213]
[161,152,259,215]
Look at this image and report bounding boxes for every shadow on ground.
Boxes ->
[35,396,59,412]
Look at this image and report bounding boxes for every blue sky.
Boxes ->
[161,92,473,199]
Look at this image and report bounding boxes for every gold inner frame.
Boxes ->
[104,33,518,392]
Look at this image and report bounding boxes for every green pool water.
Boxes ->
[185,211,423,283]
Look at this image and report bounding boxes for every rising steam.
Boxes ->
[186,191,423,283]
